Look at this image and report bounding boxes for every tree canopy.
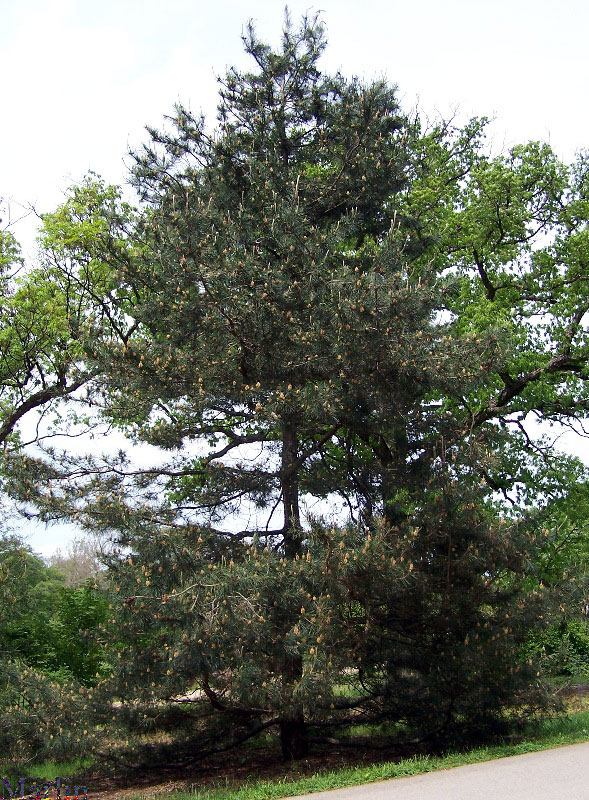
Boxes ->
[0,12,587,766]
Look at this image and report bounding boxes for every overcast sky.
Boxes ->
[1,0,588,554]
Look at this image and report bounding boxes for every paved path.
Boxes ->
[286,742,589,800]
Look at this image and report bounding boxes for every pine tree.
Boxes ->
[82,16,501,759]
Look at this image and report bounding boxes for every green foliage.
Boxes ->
[0,244,85,448]
[0,535,110,684]
[0,661,98,763]
[0,534,110,762]
[531,619,589,679]
[0,534,64,649]
[0,227,23,278]
[0,11,587,767]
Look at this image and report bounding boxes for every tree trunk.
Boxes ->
[280,714,309,760]
[281,421,302,558]
[279,421,308,759]
[359,430,409,528]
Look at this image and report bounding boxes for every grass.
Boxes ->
[126,708,589,800]
[19,757,94,780]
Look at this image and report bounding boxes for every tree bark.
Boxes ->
[281,421,302,558]
[279,421,308,759]
[280,713,309,760]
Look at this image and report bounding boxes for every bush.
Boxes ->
[529,618,589,680]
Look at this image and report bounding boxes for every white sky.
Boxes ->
[1,0,588,555]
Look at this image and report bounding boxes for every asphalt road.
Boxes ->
[286,742,589,800]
